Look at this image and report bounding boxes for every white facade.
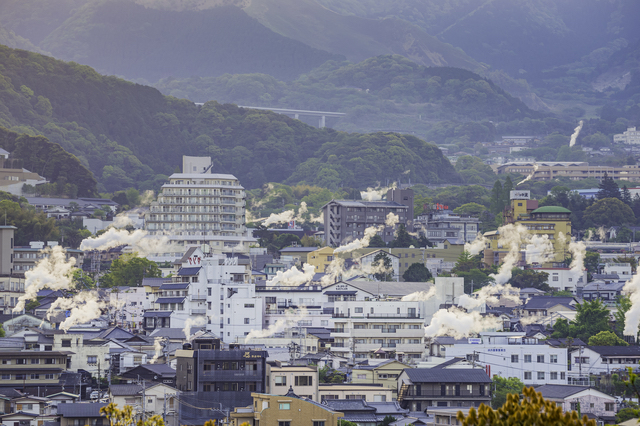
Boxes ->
[569,347,640,377]
[444,333,568,386]
[110,287,150,331]
[603,262,633,280]
[536,267,587,294]
[145,156,256,256]
[614,127,640,145]
[355,250,400,281]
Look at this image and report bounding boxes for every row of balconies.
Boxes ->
[332,328,423,338]
[331,343,425,352]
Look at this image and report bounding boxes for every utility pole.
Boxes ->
[163,389,166,425]
[140,375,146,422]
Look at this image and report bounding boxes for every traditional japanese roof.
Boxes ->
[155,297,186,304]
[534,384,589,399]
[403,368,491,384]
[177,267,201,276]
[583,346,640,356]
[57,403,109,417]
[531,206,571,214]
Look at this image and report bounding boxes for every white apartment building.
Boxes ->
[614,127,640,145]
[444,332,568,386]
[569,346,640,377]
[109,286,150,331]
[414,209,481,243]
[534,267,587,294]
[603,262,633,281]
[331,300,427,362]
[145,156,256,257]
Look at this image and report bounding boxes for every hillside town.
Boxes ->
[1,155,640,426]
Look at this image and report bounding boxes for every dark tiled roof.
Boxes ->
[323,399,375,411]
[177,267,201,276]
[585,346,640,356]
[155,297,186,304]
[141,277,167,288]
[535,385,589,399]
[159,283,189,290]
[58,403,108,417]
[524,296,576,310]
[143,311,172,318]
[109,384,145,396]
[135,364,176,376]
[404,368,491,384]
[545,338,587,348]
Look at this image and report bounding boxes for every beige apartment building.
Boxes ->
[319,383,394,402]
[495,161,640,182]
[266,364,319,401]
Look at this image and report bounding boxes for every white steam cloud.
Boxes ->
[567,240,586,283]
[624,273,640,336]
[140,190,155,206]
[386,212,399,227]
[360,183,396,201]
[267,264,315,287]
[464,233,489,256]
[517,163,539,186]
[569,120,584,147]
[111,214,134,229]
[184,316,207,342]
[458,284,520,310]
[525,234,554,264]
[334,213,397,254]
[401,287,436,301]
[47,292,106,332]
[424,308,501,339]
[150,337,164,364]
[244,308,308,342]
[489,223,528,285]
[14,246,77,313]
[79,228,179,256]
[262,201,322,226]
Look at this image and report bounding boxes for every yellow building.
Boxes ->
[484,191,571,265]
[308,246,336,273]
[230,390,344,426]
[351,359,412,400]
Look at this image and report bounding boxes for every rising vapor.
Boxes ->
[267,264,315,287]
[569,120,584,147]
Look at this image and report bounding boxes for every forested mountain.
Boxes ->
[155,55,540,136]
[242,0,480,70]
[0,45,461,192]
[0,0,342,82]
[0,128,97,197]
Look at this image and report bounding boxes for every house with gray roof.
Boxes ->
[397,368,491,411]
[535,384,616,423]
[57,402,108,426]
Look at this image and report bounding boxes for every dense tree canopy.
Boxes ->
[99,254,161,288]
[552,299,611,343]
[402,263,432,282]
[583,197,635,227]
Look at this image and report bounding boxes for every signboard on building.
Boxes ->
[510,190,530,200]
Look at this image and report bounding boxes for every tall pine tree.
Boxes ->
[596,172,621,200]
[622,185,632,205]
[490,180,504,214]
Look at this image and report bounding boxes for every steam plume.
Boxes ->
[267,264,315,287]
[262,201,322,226]
[458,284,520,310]
[598,226,607,241]
[567,240,586,282]
[489,223,528,285]
[386,212,399,227]
[150,337,164,364]
[111,214,134,229]
[334,225,382,253]
[424,308,501,338]
[47,291,106,332]
[183,317,207,342]
[401,287,436,301]
[80,228,179,256]
[360,183,396,201]
[244,308,308,342]
[140,190,155,206]
[525,234,554,264]
[320,257,345,285]
[517,163,539,186]
[624,273,640,336]
[14,246,77,313]
[464,233,489,256]
[569,120,584,147]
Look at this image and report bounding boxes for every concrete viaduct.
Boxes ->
[195,103,345,128]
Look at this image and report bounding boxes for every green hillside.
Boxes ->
[0,45,461,192]
[155,55,540,136]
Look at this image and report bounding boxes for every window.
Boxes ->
[560,372,566,380]
[537,372,545,380]
[355,307,363,313]
[87,356,98,364]
[550,355,558,364]
[31,359,40,364]
[1,374,9,380]
[537,355,544,363]
[511,355,519,363]
[61,340,72,348]
[30,374,39,379]
[605,403,615,411]
[524,372,532,380]
[574,357,589,364]
[15,374,25,380]
[550,372,558,380]
[275,376,287,386]
[313,422,325,426]
[244,304,254,308]
[553,276,559,281]
[279,422,291,426]
[524,355,531,363]
[278,403,290,410]
[16,359,26,365]
[244,318,250,324]
[570,402,579,411]
[295,376,312,386]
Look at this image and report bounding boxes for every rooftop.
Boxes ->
[403,368,491,384]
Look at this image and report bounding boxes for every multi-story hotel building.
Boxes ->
[145,156,255,253]
[495,161,640,182]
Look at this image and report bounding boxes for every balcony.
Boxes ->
[191,295,207,301]
[332,313,422,319]
[191,309,206,315]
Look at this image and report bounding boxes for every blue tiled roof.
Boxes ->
[155,297,185,304]
[178,267,201,276]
